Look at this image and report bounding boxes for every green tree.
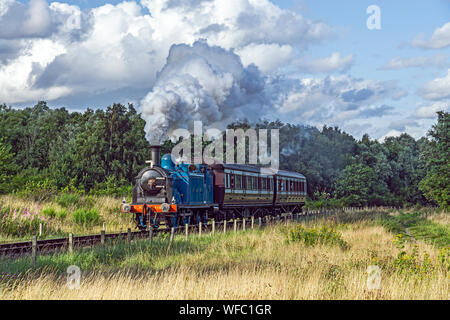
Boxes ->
[0,140,17,193]
[419,111,449,210]
[334,163,377,206]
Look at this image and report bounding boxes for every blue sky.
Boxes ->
[2,0,450,140]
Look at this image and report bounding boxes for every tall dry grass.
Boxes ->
[1,218,448,300]
[0,194,131,241]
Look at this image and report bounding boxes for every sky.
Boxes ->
[1,0,449,141]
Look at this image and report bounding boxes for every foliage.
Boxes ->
[0,101,448,208]
[0,141,17,193]
[0,205,48,237]
[55,193,80,208]
[418,111,449,210]
[72,208,101,226]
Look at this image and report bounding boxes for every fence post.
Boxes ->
[212,220,215,235]
[251,216,254,229]
[224,220,227,234]
[149,227,153,244]
[243,218,246,231]
[259,217,262,227]
[32,235,37,267]
[234,219,237,234]
[39,223,43,237]
[185,224,189,241]
[166,227,175,254]
[199,222,202,236]
[69,233,73,254]
[127,228,131,244]
[101,230,105,249]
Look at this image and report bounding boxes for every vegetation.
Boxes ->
[0,102,448,210]
[0,194,131,241]
[0,210,447,299]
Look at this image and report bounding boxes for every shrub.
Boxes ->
[42,207,57,218]
[72,208,100,226]
[0,206,47,237]
[56,193,80,208]
[56,209,68,220]
[288,225,349,250]
[14,177,57,202]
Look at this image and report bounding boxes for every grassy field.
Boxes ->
[0,194,131,242]
[0,208,448,300]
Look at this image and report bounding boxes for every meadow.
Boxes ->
[0,194,131,242]
[0,206,448,300]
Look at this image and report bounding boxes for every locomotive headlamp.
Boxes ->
[160,203,170,212]
[121,203,131,213]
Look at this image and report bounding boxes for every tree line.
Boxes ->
[0,101,448,210]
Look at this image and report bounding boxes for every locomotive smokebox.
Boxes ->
[150,145,161,166]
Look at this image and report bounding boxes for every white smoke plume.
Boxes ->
[139,40,266,144]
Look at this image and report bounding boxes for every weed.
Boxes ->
[72,208,100,226]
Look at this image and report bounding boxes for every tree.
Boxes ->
[0,140,17,193]
[419,111,449,210]
[334,163,377,206]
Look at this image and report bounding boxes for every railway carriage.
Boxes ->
[122,146,307,230]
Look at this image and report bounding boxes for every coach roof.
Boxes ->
[211,163,306,179]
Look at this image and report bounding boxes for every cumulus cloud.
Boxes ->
[379,53,448,70]
[419,69,450,101]
[379,129,403,142]
[268,75,405,126]
[0,0,411,141]
[388,118,420,131]
[414,101,449,119]
[236,43,293,73]
[293,52,354,74]
[0,0,333,106]
[412,22,450,49]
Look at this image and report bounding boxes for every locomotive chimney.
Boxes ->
[150,145,161,166]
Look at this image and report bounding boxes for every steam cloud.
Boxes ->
[139,40,266,144]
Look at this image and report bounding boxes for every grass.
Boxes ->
[375,210,450,248]
[0,194,131,241]
[0,211,448,300]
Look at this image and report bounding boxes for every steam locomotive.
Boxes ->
[121,146,307,230]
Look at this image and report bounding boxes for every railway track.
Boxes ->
[0,207,383,258]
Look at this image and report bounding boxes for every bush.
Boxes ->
[0,206,47,237]
[288,225,349,250]
[42,207,57,218]
[72,208,100,226]
[56,208,68,220]
[56,193,80,208]
[14,177,57,202]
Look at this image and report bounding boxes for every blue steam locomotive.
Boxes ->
[121,146,307,230]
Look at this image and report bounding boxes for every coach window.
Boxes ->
[236,175,241,189]
[230,174,235,189]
